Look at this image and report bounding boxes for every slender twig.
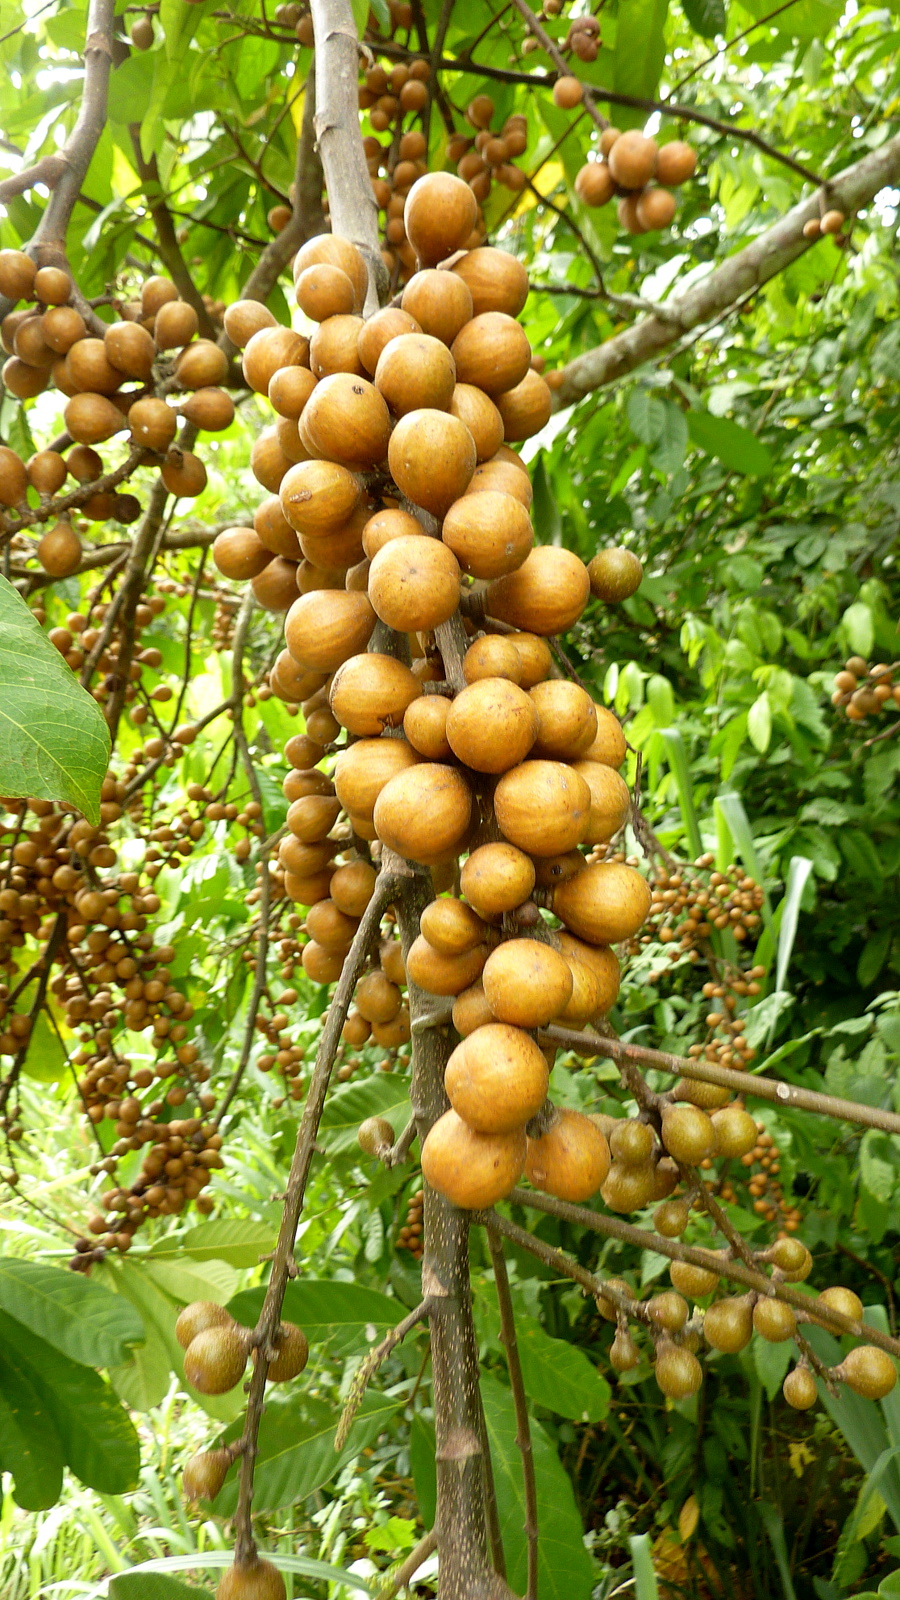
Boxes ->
[543,1024,900,1136]
[231,869,402,1565]
[376,1526,438,1600]
[487,1221,538,1600]
[507,0,608,134]
[128,130,217,336]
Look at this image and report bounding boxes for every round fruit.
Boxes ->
[441,489,533,579]
[636,187,677,231]
[446,678,538,774]
[648,1292,689,1333]
[525,1108,611,1201]
[460,842,536,918]
[783,1366,818,1409]
[358,1115,396,1157]
[529,681,597,760]
[300,372,391,468]
[449,384,506,461]
[610,1329,641,1372]
[670,1260,719,1299]
[284,590,375,673]
[710,1105,758,1159]
[183,1448,231,1502]
[482,937,573,1029]
[660,1104,716,1165]
[451,312,531,397]
[585,706,628,767]
[184,1325,250,1393]
[216,1558,287,1600]
[294,233,368,312]
[840,1345,897,1400]
[600,1162,656,1212]
[817,1286,863,1324]
[404,173,478,265]
[280,459,361,536]
[358,307,421,373]
[609,1119,656,1168]
[451,248,530,318]
[37,520,81,576]
[406,935,488,996]
[494,760,591,857]
[445,1023,549,1133]
[403,695,452,758]
[575,162,615,206]
[485,546,590,634]
[374,332,456,415]
[655,141,696,186]
[588,548,643,602]
[64,393,124,445]
[768,1237,812,1281]
[224,300,278,346]
[752,1297,797,1342]
[266,1322,309,1381]
[367,534,461,632]
[388,409,477,517]
[373,763,473,865]
[608,130,658,189]
[330,652,420,735]
[253,557,302,612]
[401,269,474,345]
[552,862,650,944]
[420,897,488,956]
[295,263,356,320]
[175,1300,233,1349]
[421,1108,526,1208]
[462,634,523,685]
[495,369,553,442]
[654,1342,702,1399]
[703,1296,753,1353]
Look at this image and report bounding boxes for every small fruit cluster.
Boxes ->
[175,1298,309,1395]
[574,128,696,235]
[802,209,848,244]
[397,1184,424,1258]
[831,656,900,722]
[640,857,765,952]
[0,253,234,575]
[717,1116,804,1231]
[598,1238,897,1406]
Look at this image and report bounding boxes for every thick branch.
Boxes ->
[555,129,900,406]
[543,1024,900,1137]
[310,0,387,312]
[33,0,115,251]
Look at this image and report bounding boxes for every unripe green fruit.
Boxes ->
[670,1260,719,1300]
[216,1558,287,1600]
[601,1161,656,1213]
[265,1322,309,1382]
[752,1297,797,1343]
[654,1341,702,1399]
[710,1105,758,1159]
[654,1199,690,1238]
[609,1329,640,1372]
[647,1291,689,1333]
[183,1448,231,1502]
[783,1366,817,1409]
[357,1115,395,1157]
[184,1325,250,1394]
[840,1344,897,1400]
[768,1237,812,1281]
[817,1286,863,1324]
[595,1277,632,1319]
[703,1296,753,1353]
[588,547,643,603]
[175,1300,233,1350]
[608,1118,655,1167]
[660,1105,716,1165]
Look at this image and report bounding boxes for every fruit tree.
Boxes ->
[3,1,900,1597]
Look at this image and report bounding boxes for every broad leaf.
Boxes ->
[0,1344,64,1510]
[481,1375,594,1600]
[110,1576,215,1600]
[687,412,773,476]
[0,1257,144,1368]
[318,1074,411,1153]
[143,1256,238,1305]
[177,1219,277,1267]
[0,1308,140,1495]
[214,1390,405,1514]
[0,573,110,822]
[682,0,726,36]
[515,1323,610,1423]
[229,1279,404,1356]
[611,0,670,128]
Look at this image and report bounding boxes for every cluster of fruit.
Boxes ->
[641,856,765,953]
[0,253,233,575]
[831,655,900,722]
[397,1184,424,1258]
[716,1116,804,1231]
[597,1239,896,1405]
[175,1299,308,1519]
[574,127,697,234]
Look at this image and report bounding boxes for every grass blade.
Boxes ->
[660,730,703,860]
[774,855,814,995]
[757,1502,798,1600]
[714,792,773,927]
[629,1533,659,1600]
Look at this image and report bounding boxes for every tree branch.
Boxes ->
[128,129,217,337]
[33,0,115,251]
[554,129,900,406]
[542,1024,900,1137]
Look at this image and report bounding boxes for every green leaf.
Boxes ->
[106,1554,373,1594]
[687,412,773,476]
[630,1533,660,1600]
[647,675,676,728]
[108,1319,172,1413]
[229,1279,404,1356]
[143,1256,238,1305]
[215,1389,404,1514]
[612,0,670,127]
[774,856,814,995]
[0,1308,140,1495]
[110,1575,214,1600]
[0,574,110,822]
[410,1412,437,1528]
[480,1374,594,1600]
[159,0,204,62]
[318,1074,410,1153]
[747,691,772,753]
[0,1344,64,1510]
[859,929,892,988]
[515,1323,610,1423]
[20,1008,67,1082]
[753,1331,792,1400]
[168,1219,277,1268]
[842,601,875,659]
[661,729,703,858]
[682,0,726,34]
[0,1257,144,1368]
[627,390,667,446]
